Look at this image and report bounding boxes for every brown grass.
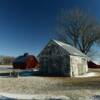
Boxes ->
[0,76,100,94]
[0,68,100,98]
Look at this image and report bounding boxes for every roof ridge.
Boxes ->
[52,39,86,57]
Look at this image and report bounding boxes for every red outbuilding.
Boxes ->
[13,53,39,69]
[88,61,100,68]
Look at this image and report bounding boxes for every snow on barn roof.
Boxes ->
[13,54,28,63]
[13,53,32,63]
[52,39,86,57]
[13,55,27,63]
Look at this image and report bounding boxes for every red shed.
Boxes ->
[13,53,39,69]
[88,61,100,68]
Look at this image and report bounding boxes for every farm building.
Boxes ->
[38,39,88,77]
[88,61,100,68]
[13,53,39,69]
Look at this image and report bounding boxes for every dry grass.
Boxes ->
[0,67,100,99]
[0,76,100,95]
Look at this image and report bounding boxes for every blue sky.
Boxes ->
[0,0,99,62]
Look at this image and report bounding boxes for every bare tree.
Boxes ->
[56,8,100,54]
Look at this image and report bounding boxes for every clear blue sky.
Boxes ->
[0,0,99,61]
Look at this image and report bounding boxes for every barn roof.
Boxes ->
[13,53,35,63]
[13,55,28,63]
[52,39,86,57]
[13,56,27,63]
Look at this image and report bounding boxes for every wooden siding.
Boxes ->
[39,42,70,76]
[38,40,88,77]
[13,55,39,69]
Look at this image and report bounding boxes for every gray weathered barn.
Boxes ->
[38,39,88,77]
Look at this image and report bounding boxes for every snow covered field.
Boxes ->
[0,66,100,99]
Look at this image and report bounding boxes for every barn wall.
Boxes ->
[39,55,70,76]
[39,41,70,76]
[70,55,88,77]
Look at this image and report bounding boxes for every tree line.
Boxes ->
[0,56,15,65]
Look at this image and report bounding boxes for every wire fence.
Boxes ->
[0,67,39,77]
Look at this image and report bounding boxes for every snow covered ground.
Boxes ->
[76,72,100,77]
[0,66,100,99]
[0,93,70,100]
[76,68,100,78]
[0,93,100,100]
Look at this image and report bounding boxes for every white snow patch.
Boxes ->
[0,93,69,100]
[76,72,99,78]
